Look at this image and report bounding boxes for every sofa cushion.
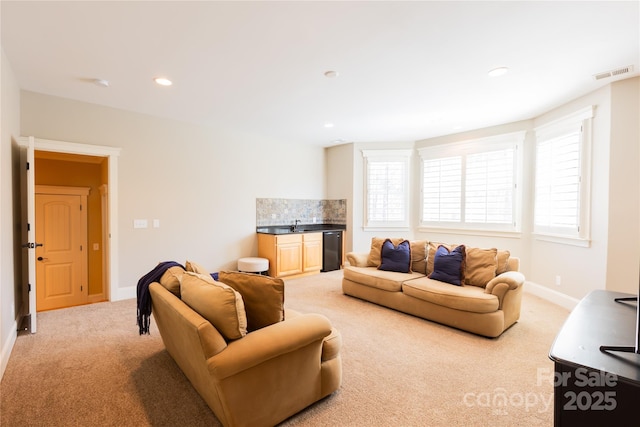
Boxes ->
[402,277,500,313]
[367,237,406,267]
[185,259,209,275]
[378,239,411,273]
[464,247,498,287]
[217,271,285,332]
[429,245,465,286]
[410,240,428,275]
[496,250,511,275]
[344,266,424,292]
[159,265,185,297]
[346,252,369,267]
[180,271,247,341]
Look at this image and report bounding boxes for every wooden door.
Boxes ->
[35,188,89,311]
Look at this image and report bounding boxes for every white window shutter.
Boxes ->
[422,156,461,222]
[367,160,406,222]
[362,149,412,228]
[419,131,523,232]
[465,149,514,224]
[534,105,593,242]
[534,130,581,232]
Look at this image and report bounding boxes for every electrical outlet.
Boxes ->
[555,275,562,286]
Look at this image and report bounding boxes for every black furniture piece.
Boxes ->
[549,290,640,426]
[321,231,342,272]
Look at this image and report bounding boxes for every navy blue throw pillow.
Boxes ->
[429,245,466,285]
[378,239,411,273]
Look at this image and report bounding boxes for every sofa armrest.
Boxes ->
[207,313,333,380]
[345,252,369,267]
[485,271,525,309]
[322,328,342,362]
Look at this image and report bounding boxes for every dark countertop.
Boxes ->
[256,224,346,235]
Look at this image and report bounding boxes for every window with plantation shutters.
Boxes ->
[534,106,593,244]
[534,132,580,230]
[362,150,411,229]
[465,148,515,224]
[422,156,461,222]
[419,131,524,232]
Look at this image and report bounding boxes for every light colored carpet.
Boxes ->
[0,270,569,426]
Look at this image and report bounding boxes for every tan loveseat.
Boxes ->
[342,238,524,338]
[149,268,342,427]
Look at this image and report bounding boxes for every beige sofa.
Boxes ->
[342,238,524,338]
[149,268,342,427]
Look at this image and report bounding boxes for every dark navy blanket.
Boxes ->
[136,261,184,335]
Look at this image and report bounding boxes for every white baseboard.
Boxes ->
[524,281,579,311]
[113,285,136,301]
[0,320,18,381]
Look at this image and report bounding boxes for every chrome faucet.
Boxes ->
[291,219,301,232]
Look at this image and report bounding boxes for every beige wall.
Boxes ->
[1,48,21,379]
[3,54,638,380]
[348,140,416,253]
[325,143,355,253]
[329,76,640,304]
[413,119,533,280]
[606,77,640,294]
[529,85,612,300]
[20,91,327,299]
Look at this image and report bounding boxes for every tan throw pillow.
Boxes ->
[496,250,511,275]
[218,271,285,332]
[185,260,208,274]
[410,240,428,275]
[367,237,406,267]
[180,272,247,341]
[464,247,498,287]
[426,242,457,276]
[159,265,185,297]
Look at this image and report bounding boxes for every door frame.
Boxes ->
[18,136,121,308]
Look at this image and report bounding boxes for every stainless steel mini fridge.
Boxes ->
[321,231,342,272]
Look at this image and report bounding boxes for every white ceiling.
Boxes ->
[2,1,639,147]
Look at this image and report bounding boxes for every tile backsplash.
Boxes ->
[256,198,347,226]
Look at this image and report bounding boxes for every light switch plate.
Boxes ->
[133,219,148,229]
[153,219,160,228]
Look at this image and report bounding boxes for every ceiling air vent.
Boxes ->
[593,65,634,80]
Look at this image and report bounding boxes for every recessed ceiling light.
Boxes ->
[324,122,334,128]
[154,77,173,86]
[488,67,509,77]
[93,79,109,87]
[324,70,339,78]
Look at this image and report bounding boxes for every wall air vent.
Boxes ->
[593,65,634,80]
